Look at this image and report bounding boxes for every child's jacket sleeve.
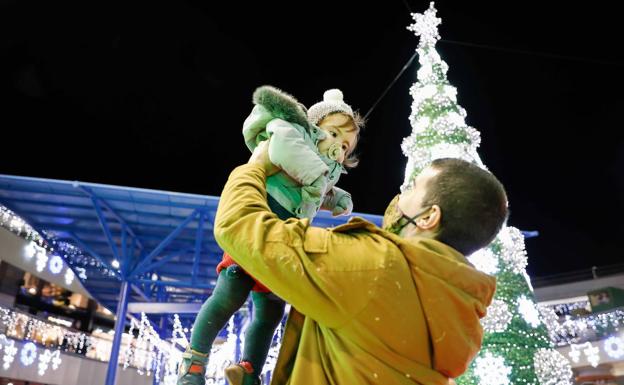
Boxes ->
[242,105,274,152]
[266,118,329,187]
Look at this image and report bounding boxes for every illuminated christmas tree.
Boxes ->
[404,3,572,384]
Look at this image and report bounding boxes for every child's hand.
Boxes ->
[249,140,280,176]
[332,194,353,216]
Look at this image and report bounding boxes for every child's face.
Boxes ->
[317,113,357,164]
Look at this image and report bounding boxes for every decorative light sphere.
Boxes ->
[20,342,37,366]
[603,336,624,359]
[518,296,541,328]
[481,300,512,333]
[48,255,64,275]
[474,351,512,385]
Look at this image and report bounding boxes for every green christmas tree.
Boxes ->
[404,3,572,385]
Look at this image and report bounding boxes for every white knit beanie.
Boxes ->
[307,89,354,125]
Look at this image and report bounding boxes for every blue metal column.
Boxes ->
[105,280,131,385]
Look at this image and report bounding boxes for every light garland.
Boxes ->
[482,300,513,333]
[0,205,50,252]
[497,227,529,275]
[474,352,512,385]
[518,296,541,328]
[64,268,75,285]
[172,314,188,346]
[468,248,499,275]
[1,336,18,370]
[533,348,573,385]
[568,342,600,367]
[37,348,62,376]
[540,306,623,346]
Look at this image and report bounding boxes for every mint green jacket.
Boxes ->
[242,105,350,219]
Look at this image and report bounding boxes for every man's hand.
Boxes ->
[248,139,281,176]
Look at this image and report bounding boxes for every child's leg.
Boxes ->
[190,265,255,353]
[240,291,285,381]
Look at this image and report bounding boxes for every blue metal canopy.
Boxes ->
[0,174,383,325]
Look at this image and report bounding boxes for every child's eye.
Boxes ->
[331,131,338,137]
[342,144,348,150]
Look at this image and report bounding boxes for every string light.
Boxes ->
[518,296,541,328]
[481,300,513,333]
[1,337,17,370]
[474,352,512,385]
[533,348,573,385]
[468,248,499,275]
[64,268,75,285]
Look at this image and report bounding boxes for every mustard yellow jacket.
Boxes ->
[214,164,497,385]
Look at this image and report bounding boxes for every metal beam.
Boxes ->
[0,183,219,210]
[130,278,214,289]
[91,197,120,261]
[104,280,130,385]
[192,211,206,284]
[77,185,145,250]
[130,210,199,277]
[127,302,202,314]
[0,196,210,223]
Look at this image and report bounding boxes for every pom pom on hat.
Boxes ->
[323,89,344,103]
[307,88,354,125]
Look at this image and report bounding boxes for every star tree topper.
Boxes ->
[407,2,442,48]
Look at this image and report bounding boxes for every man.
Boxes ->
[213,141,508,385]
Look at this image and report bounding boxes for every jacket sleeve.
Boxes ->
[214,164,351,327]
[266,119,329,186]
[320,186,350,211]
[242,105,274,152]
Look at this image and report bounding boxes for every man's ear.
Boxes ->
[417,205,441,230]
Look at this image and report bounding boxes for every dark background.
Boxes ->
[1,0,623,278]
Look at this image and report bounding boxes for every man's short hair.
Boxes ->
[423,158,508,255]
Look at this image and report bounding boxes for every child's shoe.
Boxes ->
[224,361,260,385]
[177,346,208,385]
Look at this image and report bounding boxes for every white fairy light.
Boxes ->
[481,299,513,333]
[35,249,48,273]
[569,342,601,367]
[37,349,52,375]
[603,336,624,359]
[497,226,528,274]
[533,348,573,385]
[20,342,37,366]
[64,268,75,285]
[51,349,62,370]
[48,255,64,275]
[583,343,600,367]
[474,351,512,385]
[123,318,137,370]
[468,248,499,275]
[1,337,17,370]
[24,242,37,259]
[518,296,541,328]
[172,314,188,346]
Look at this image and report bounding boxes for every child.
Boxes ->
[177,86,364,385]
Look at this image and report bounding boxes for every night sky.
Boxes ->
[1,1,623,278]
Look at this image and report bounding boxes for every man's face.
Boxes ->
[398,166,439,218]
[383,165,440,236]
